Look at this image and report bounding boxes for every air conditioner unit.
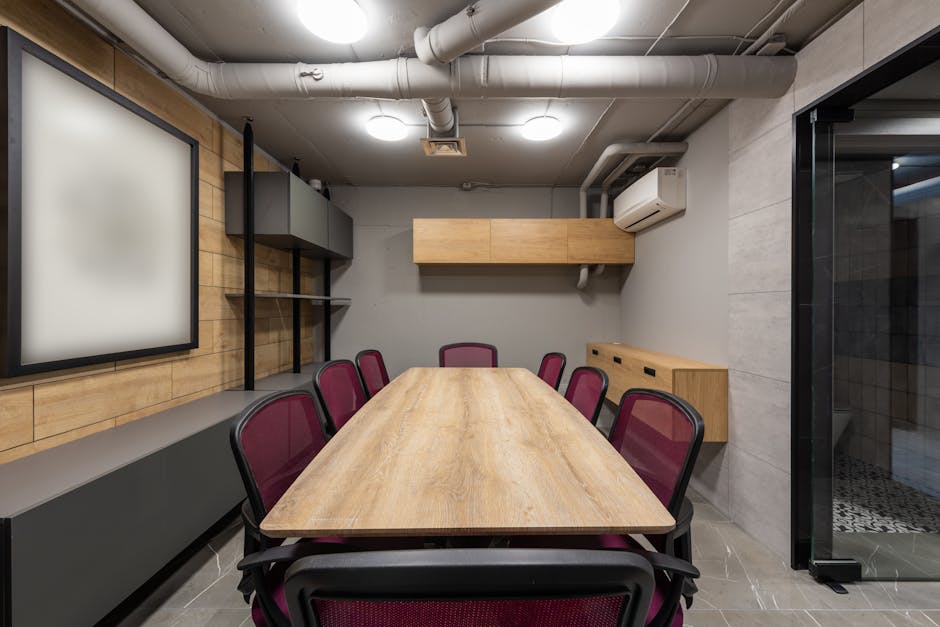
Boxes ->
[613,167,686,232]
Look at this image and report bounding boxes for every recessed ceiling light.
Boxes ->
[893,161,901,170]
[297,0,367,44]
[366,115,407,141]
[521,116,562,141]
[551,0,620,45]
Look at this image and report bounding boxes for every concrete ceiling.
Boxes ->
[129,0,862,187]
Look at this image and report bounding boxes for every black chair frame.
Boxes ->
[438,342,499,367]
[273,548,668,627]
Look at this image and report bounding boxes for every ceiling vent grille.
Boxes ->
[421,137,467,157]
[421,109,467,157]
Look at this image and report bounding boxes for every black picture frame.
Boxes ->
[0,27,199,377]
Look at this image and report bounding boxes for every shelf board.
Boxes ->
[225,293,351,306]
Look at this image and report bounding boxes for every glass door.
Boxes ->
[808,76,940,579]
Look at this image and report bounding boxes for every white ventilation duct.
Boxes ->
[576,142,688,290]
[413,0,564,132]
[69,0,796,102]
[414,0,564,65]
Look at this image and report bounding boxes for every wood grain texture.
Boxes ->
[413,219,635,265]
[0,0,314,463]
[261,368,675,538]
[490,219,567,264]
[413,219,491,263]
[0,388,33,451]
[0,0,114,86]
[567,219,635,264]
[587,344,729,443]
[33,364,173,439]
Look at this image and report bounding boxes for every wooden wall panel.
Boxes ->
[0,0,320,463]
[0,0,114,86]
[0,388,33,451]
[113,51,220,151]
[34,364,173,439]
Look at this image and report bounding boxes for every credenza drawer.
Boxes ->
[586,343,728,443]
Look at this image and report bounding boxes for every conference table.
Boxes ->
[261,367,674,539]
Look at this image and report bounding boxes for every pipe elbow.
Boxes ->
[414,27,443,65]
[576,264,590,290]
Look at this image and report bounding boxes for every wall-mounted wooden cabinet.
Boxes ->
[413,218,635,265]
[586,343,728,443]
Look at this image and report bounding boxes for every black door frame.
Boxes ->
[791,26,940,569]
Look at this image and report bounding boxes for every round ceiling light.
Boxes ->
[297,0,367,44]
[366,115,407,141]
[521,116,563,141]
[550,0,620,45]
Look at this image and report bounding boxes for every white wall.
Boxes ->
[619,107,730,366]
[327,186,623,379]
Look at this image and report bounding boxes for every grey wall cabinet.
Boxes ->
[225,171,353,259]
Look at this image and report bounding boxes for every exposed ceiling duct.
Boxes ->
[413,0,564,65]
[576,142,688,289]
[412,0,564,133]
[69,0,796,102]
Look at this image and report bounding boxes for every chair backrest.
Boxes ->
[563,366,608,425]
[608,389,705,517]
[439,342,498,368]
[284,548,654,627]
[356,349,390,398]
[230,391,328,521]
[315,360,369,433]
[537,352,566,390]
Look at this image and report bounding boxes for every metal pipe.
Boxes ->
[243,121,255,391]
[68,0,797,101]
[742,0,807,55]
[414,0,564,65]
[576,142,687,289]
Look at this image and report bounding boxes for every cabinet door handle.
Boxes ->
[613,356,622,364]
[643,366,656,377]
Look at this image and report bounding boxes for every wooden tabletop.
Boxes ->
[261,367,675,538]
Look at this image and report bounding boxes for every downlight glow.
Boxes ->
[366,116,407,141]
[521,116,562,141]
[297,0,367,44]
[551,0,620,44]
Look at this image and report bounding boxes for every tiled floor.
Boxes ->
[115,488,940,627]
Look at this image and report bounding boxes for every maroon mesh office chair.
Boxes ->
[537,352,566,390]
[265,548,698,627]
[355,349,390,398]
[314,360,369,433]
[563,366,608,425]
[230,391,353,627]
[607,389,705,608]
[439,342,498,367]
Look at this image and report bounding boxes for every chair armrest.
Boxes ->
[237,541,362,571]
[624,547,700,580]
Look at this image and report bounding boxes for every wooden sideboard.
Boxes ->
[586,343,728,443]
[413,218,635,265]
